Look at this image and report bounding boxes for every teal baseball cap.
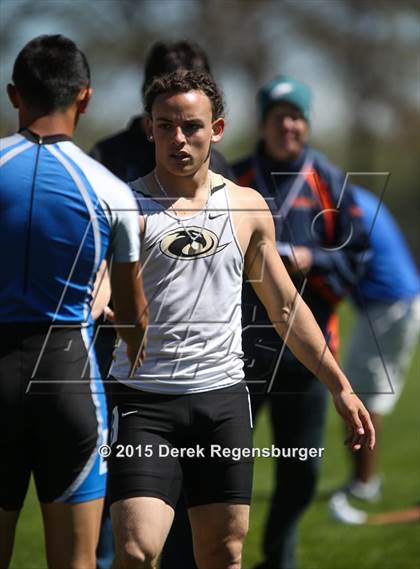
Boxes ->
[257,74,312,123]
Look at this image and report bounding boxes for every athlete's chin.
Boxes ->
[165,160,198,176]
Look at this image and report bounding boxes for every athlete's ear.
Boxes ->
[76,87,92,114]
[7,84,20,109]
[211,117,225,143]
[144,116,154,142]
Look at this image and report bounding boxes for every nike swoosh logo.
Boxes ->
[208,212,226,220]
[121,410,138,417]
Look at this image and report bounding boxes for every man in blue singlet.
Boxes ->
[0,35,147,569]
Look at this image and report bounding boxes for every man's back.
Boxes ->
[0,130,139,323]
[0,34,148,569]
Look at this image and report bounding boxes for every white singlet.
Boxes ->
[111,172,245,394]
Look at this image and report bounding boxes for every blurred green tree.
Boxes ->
[1,0,418,254]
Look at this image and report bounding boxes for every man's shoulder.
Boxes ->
[225,178,267,209]
[0,133,26,153]
[60,142,134,198]
[225,180,272,243]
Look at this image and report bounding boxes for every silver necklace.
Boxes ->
[153,170,211,254]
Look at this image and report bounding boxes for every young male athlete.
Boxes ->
[108,70,375,569]
[92,39,233,569]
[0,35,147,569]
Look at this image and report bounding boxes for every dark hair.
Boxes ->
[142,40,211,99]
[12,34,90,113]
[145,70,224,120]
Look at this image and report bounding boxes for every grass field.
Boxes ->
[247,349,420,569]
[10,306,420,569]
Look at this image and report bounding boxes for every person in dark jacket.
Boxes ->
[93,40,233,569]
[233,75,370,569]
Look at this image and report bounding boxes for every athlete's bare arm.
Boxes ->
[111,260,148,370]
[228,182,375,451]
[91,259,111,320]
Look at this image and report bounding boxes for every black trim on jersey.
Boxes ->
[19,129,72,145]
[210,182,226,195]
[133,188,152,198]
[23,142,42,294]
[134,182,226,198]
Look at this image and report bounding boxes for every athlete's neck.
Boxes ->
[154,164,211,199]
[18,109,78,138]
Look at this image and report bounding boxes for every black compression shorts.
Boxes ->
[108,380,254,509]
[0,324,107,510]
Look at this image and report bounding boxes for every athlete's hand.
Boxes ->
[103,306,115,322]
[127,332,147,376]
[106,306,147,373]
[332,390,375,451]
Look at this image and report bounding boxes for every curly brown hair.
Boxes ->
[144,70,224,120]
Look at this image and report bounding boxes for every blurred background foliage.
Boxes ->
[1,0,419,257]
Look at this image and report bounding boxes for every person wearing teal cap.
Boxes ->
[256,74,312,123]
[233,75,371,569]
